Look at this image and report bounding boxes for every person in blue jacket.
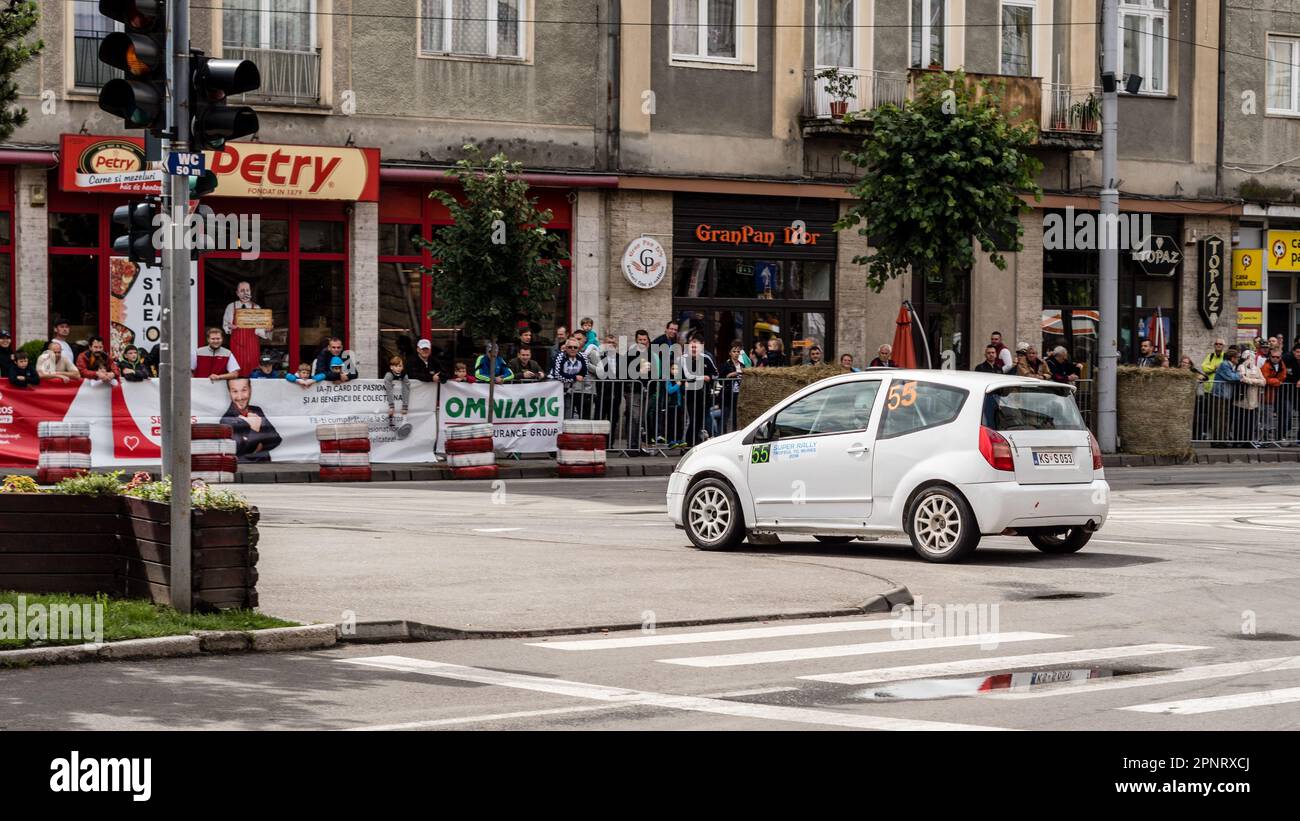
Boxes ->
[474,351,514,384]
[1211,346,1243,445]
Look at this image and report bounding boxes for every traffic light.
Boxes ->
[190,51,261,151]
[189,170,219,199]
[96,1,168,133]
[112,199,161,264]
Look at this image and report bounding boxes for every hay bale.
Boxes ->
[1116,366,1197,457]
[737,365,849,428]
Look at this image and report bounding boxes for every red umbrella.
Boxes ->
[891,304,918,369]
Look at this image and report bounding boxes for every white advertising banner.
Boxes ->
[109,257,198,361]
[0,379,567,467]
[435,380,563,454]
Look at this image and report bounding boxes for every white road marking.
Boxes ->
[339,656,1011,731]
[529,619,924,651]
[347,704,624,730]
[472,527,523,533]
[797,643,1207,685]
[990,655,1300,700]
[658,632,1066,668]
[1121,686,1300,715]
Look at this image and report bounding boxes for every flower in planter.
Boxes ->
[124,471,152,491]
[0,475,41,494]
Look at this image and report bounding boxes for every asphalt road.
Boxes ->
[2,462,1299,731]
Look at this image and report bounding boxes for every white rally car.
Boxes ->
[667,370,1108,562]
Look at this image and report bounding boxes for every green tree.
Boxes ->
[0,2,43,143]
[416,145,569,346]
[837,70,1043,292]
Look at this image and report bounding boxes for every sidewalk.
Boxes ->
[8,447,1300,483]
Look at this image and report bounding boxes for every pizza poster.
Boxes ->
[109,256,198,361]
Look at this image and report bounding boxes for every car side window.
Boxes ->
[878,380,967,439]
[772,381,881,439]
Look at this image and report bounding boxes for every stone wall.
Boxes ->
[605,190,674,339]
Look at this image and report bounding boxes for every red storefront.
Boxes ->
[0,167,14,337]
[51,135,378,370]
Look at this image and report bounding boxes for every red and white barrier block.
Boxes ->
[446,423,497,479]
[557,419,608,477]
[317,422,372,481]
[36,421,92,484]
[191,423,237,483]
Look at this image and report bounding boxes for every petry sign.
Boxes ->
[60,135,380,201]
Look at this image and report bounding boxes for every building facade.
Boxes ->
[1,0,1295,378]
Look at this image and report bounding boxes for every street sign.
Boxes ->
[166,151,205,176]
[1132,234,1181,276]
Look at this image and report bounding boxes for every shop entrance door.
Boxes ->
[912,267,971,369]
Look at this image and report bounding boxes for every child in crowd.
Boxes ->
[286,361,323,389]
[250,354,281,379]
[580,317,598,350]
[451,361,471,382]
[118,345,152,381]
[383,355,410,428]
[664,362,685,448]
[7,350,39,388]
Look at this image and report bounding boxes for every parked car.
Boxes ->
[666,370,1108,562]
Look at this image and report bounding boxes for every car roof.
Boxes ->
[829,368,1070,392]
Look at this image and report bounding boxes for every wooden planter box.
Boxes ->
[0,494,259,611]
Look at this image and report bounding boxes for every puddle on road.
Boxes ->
[1003,590,1111,601]
[1231,632,1300,642]
[852,666,1161,702]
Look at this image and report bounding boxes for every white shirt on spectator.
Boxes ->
[997,347,1014,373]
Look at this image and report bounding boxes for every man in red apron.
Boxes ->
[222,281,270,377]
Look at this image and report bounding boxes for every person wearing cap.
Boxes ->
[51,317,76,367]
[249,354,282,379]
[405,338,444,383]
[0,329,13,376]
[117,344,152,382]
[222,281,271,377]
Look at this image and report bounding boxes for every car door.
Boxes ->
[745,379,885,528]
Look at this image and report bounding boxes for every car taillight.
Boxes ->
[1089,432,1103,470]
[978,426,1015,471]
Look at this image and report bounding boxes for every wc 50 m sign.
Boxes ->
[437,381,564,454]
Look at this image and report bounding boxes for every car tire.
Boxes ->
[1027,527,1093,554]
[906,486,981,563]
[813,535,856,544]
[683,478,745,551]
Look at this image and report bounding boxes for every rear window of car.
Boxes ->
[878,380,968,439]
[982,386,1086,431]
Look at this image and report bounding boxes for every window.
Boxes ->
[1268,35,1300,115]
[772,381,881,439]
[816,0,856,68]
[878,380,967,438]
[420,0,526,59]
[910,0,945,69]
[223,0,320,104]
[672,0,738,61]
[1119,0,1168,95]
[982,387,1086,432]
[1000,0,1034,77]
[72,0,122,89]
[0,211,12,336]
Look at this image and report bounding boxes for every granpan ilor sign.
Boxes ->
[1198,235,1225,329]
[60,135,381,201]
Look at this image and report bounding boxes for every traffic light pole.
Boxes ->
[1097,0,1120,453]
[165,0,193,613]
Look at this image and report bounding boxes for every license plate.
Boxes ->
[1033,450,1075,466]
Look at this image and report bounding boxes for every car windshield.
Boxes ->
[982,386,1086,431]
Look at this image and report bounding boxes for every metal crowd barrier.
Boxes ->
[1192,381,1299,448]
[538,376,742,455]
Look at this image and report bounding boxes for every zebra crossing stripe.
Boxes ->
[1121,685,1300,715]
[528,619,924,651]
[658,632,1066,668]
[797,643,1206,685]
[339,656,1011,731]
[992,656,1300,701]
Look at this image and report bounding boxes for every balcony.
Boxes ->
[801,68,1101,150]
[73,33,121,90]
[223,46,321,107]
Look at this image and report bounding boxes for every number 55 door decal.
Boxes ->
[886,381,917,410]
[751,444,771,464]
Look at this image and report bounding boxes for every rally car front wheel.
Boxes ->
[683,478,745,551]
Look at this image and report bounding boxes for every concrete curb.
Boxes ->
[0,624,337,669]
[338,586,915,644]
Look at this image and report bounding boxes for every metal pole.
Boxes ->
[1097,0,1120,452]
[166,0,193,613]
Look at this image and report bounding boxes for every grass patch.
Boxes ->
[0,591,298,651]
